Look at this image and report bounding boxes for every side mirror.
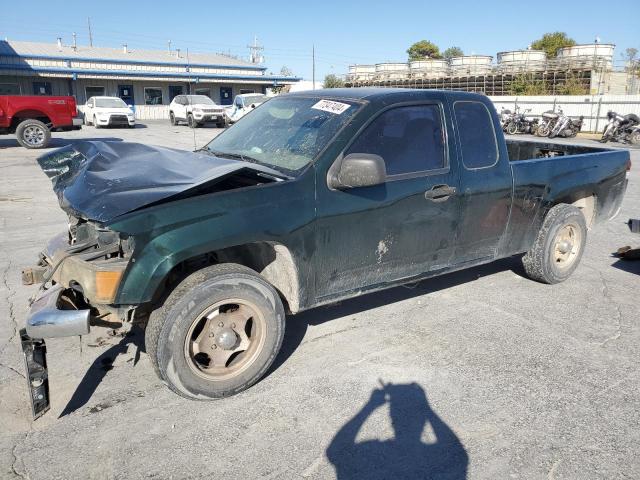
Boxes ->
[329,153,386,190]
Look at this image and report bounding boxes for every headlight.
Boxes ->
[193,108,202,113]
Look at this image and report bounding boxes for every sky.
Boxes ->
[0,0,638,81]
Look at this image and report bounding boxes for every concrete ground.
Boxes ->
[1,122,639,479]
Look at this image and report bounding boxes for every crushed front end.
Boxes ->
[20,217,134,417]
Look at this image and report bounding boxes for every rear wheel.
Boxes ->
[506,122,518,135]
[16,119,51,149]
[146,263,285,400]
[629,130,640,145]
[522,204,587,284]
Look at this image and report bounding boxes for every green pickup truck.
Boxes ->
[20,88,629,418]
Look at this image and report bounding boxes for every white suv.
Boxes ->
[225,93,269,123]
[169,95,227,128]
[84,96,135,128]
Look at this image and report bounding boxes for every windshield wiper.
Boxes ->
[204,149,261,164]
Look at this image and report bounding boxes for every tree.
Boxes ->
[443,47,463,60]
[623,48,639,74]
[324,74,345,88]
[530,32,576,58]
[280,66,293,77]
[407,40,442,61]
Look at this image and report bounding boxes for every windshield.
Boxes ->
[206,96,360,172]
[242,94,267,105]
[95,98,128,108]
[187,95,215,105]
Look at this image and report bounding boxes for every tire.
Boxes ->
[506,122,518,135]
[146,263,286,400]
[537,124,550,137]
[187,114,195,128]
[522,204,587,284]
[629,131,640,145]
[93,115,100,128]
[169,112,176,126]
[16,119,51,149]
[216,121,226,128]
[84,114,91,126]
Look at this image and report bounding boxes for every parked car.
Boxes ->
[20,89,629,418]
[225,93,269,123]
[0,95,82,148]
[83,96,135,128]
[169,95,227,128]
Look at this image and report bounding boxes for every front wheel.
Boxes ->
[15,119,51,149]
[146,264,286,400]
[537,124,550,137]
[629,130,640,145]
[187,114,195,128]
[522,204,587,284]
[169,112,176,126]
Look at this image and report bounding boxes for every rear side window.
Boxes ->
[454,101,498,169]
[346,104,446,176]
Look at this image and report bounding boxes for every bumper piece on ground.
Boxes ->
[20,330,50,419]
[26,285,90,339]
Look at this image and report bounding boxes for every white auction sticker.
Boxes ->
[312,99,351,114]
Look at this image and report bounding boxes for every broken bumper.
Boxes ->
[25,285,90,339]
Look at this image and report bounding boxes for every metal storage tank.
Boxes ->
[348,64,376,82]
[375,62,410,80]
[409,59,449,78]
[556,44,615,69]
[497,50,547,73]
[449,55,493,75]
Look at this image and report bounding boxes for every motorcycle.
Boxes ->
[549,112,584,138]
[499,108,513,130]
[536,107,562,137]
[505,108,539,135]
[600,111,640,144]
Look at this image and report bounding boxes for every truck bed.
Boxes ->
[506,138,611,161]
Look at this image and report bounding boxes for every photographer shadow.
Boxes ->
[327,382,468,480]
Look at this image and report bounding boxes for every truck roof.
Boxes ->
[285,87,488,102]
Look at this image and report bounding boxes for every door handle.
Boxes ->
[424,184,457,202]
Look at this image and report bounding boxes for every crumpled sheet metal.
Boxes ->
[37,141,246,223]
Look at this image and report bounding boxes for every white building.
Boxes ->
[0,39,300,119]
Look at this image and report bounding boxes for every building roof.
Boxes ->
[0,40,264,70]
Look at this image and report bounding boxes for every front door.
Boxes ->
[314,102,461,299]
[118,85,135,106]
[220,87,233,105]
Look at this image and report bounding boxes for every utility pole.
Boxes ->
[87,17,93,47]
[247,35,264,64]
[312,44,316,90]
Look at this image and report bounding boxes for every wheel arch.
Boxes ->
[147,241,302,314]
[551,191,597,229]
[10,110,52,130]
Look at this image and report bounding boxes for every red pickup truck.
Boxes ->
[0,95,82,149]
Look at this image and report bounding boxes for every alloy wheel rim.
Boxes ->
[24,126,45,145]
[184,298,266,381]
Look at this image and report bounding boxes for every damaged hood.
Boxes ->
[37,141,279,223]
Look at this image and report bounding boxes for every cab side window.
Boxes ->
[346,105,446,176]
[453,101,498,169]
